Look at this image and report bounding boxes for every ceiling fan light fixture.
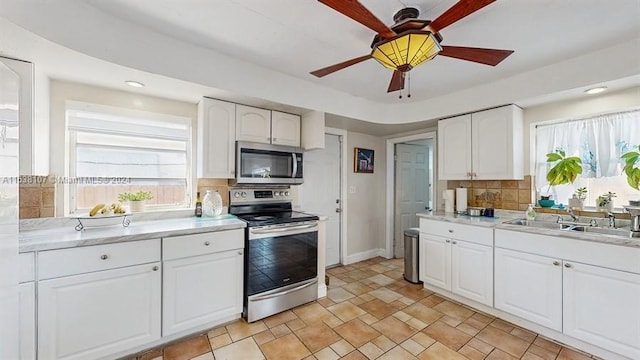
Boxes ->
[584,86,607,94]
[125,80,145,88]
[371,31,442,72]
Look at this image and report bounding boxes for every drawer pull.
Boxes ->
[204,241,211,246]
[564,263,572,268]
[238,250,243,255]
[445,239,451,243]
[152,266,159,271]
[448,229,454,233]
[452,241,457,244]
[553,261,560,266]
[100,254,108,260]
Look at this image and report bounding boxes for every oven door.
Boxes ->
[234,141,303,185]
[245,222,318,322]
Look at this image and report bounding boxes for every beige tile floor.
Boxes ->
[128,257,601,360]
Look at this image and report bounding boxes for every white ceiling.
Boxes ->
[0,0,639,134]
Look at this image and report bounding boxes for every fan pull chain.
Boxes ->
[407,72,411,98]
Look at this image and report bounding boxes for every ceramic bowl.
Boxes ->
[538,199,555,208]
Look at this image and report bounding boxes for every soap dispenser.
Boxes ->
[525,204,536,221]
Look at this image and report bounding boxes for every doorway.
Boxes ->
[300,132,344,267]
[385,132,436,259]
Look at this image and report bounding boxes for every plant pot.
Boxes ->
[568,197,584,210]
[596,202,613,213]
[128,200,145,213]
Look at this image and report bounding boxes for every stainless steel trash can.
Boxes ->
[403,228,422,283]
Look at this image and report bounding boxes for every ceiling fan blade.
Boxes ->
[439,46,514,66]
[428,0,495,33]
[310,55,372,77]
[318,0,396,38]
[387,70,405,93]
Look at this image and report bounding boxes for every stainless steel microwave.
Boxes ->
[232,141,303,185]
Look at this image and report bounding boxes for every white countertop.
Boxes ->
[418,211,640,248]
[19,215,246,252]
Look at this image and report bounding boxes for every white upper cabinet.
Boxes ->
[236,104,272,144]
[271,110,301,147]
[236,105,301,147]
[197,98,236,179]
[438,104,523,180]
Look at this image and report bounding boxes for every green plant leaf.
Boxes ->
[546,152,563,162]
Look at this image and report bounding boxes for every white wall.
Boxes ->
[523,86,640,174]
[49,80,197,215]
[346,132,386,262]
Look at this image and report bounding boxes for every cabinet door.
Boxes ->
[19,282,35,360]
[163,249,243,335]
[471,105,523,180]
[198,98,236,178]
[494,248,562,331]
[451,240,493,306]
[563,261,640,359]
[236,105,272,144]
[438,114,472,180]
[38,263,161,360]
[419,233,451,290]
[271,111,301,147]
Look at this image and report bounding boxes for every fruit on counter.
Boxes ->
[89,203,105,217]
[88,202,127,216]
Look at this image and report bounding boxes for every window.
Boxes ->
[67,104,192,214]
[534,109,640,209]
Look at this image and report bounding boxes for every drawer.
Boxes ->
[38,239,161,280]
[163,229,244,261]
[19,252,35,283]
[420,218,493,246]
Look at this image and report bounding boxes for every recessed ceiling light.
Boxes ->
[584,86,607,94]
[125,80,145,88]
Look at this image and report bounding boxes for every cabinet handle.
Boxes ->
[152,266,159,271]
[452,241,457,244]
[564,263,572,268]
[100,254,108,260]
[238,251,243,255]
[204,241,210,246]
[448,229,454,233]
[445,239,451,243]
[553,261,560,266]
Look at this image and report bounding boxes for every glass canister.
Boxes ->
[202,190,223,217]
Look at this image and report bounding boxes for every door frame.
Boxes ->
[385,131,437,258]
[324,127,348,266]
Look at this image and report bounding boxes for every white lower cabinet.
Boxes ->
[163,250,243,335]
[419,229,493,306]
[19,282,36,360]
[162,229,244,336]
[494,248,562,331]
[563,261,640,359]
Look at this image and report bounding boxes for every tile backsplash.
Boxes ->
[197,178,231,208]
[19,175,57,219]
[447,176,534,211]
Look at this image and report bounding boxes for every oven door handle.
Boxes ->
[250,278,317,301]
[251,223,317,235]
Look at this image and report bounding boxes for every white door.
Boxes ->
[0,57,23,360]
[472,106,516,179]
[395,143,429,258]
[494,248,562,331]
[271,111,301,147]
[451,240,493,306]
[236,104,272,144]
[437,114,472,180]
[163,250,243,335]
[38,263,161,360]
[420,234,451,290]
[198,98,236,178]
[300,133,342,267]
[563,261,640,359]
[19,282,35,360]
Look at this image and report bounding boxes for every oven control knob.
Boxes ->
[234,192,240,198]
[284,191,290,196]
[241,192,247,198]
[277,191,283,196]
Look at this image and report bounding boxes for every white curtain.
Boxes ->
[535,110,640,191]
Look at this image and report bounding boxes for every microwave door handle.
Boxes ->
[292,153,297,178]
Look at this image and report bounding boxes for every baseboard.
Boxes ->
[344,248,388,265]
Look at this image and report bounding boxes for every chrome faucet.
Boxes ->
[607,212,616,228]
[566,208,578,222]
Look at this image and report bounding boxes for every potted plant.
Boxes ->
[118,190,153,212]
[543,149,583,206]
[596,192,616,212]
[568,186,587,210]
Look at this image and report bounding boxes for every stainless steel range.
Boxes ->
[229,187,319,322]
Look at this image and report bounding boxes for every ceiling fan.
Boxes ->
[310,0,514,94]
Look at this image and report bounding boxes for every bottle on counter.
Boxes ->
[195,191,202,217]
[202,190,223,217]
[525,204,536,221]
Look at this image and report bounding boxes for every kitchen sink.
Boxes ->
[503,219,573,230]
[568,226,640,238]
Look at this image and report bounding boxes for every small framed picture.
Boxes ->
[354,147,375,173]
